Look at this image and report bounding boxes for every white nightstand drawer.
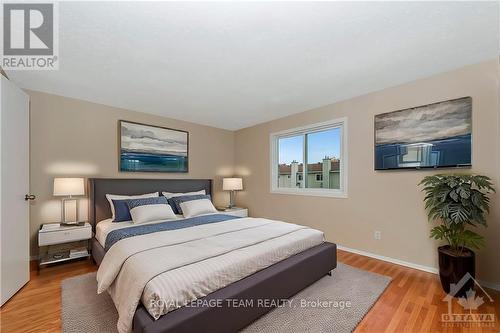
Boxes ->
[38,224,92,246]
[219,207,248,218]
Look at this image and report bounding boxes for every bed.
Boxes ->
[88,178,337,333]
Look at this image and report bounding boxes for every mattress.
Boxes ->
[97,216,325,333]
[141,225,323,319]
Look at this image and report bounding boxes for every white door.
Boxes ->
[0,75,30,306]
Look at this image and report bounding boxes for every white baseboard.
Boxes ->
[337,245,500,291]
[337,245,439,274]
[477,279,500,291]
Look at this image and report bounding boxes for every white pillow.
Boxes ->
[129,204,176,224]
[179,199,218,218]
[106,192,159,220]
[162,190,206,199]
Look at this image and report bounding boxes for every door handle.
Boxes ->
[25,194,36,201]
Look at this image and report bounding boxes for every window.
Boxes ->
[270,118,347,197]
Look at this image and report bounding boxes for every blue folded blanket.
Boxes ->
[105,214,240,251]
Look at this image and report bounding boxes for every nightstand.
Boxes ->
[218,207,248,218]
[38,222,92,267]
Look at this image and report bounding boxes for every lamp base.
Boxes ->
[62,198,79,224]
[228,190,236,209]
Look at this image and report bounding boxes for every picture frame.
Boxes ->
[374,97,472,170]
[118,120,189,173]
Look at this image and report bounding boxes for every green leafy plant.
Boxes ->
[419,174,495,255]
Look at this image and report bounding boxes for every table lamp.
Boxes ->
[53,178,85,225]
[223,178,243,209]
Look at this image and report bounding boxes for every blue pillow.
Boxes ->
[112,197,169,222]
[166,195,210,214]
[170,194,212,215]
[166,198,180,214]
[111,199,133,222]
[127,196,168,209]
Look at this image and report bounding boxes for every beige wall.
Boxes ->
[234,59,500,284]
[27,59,500,284]
[28,91,235,256]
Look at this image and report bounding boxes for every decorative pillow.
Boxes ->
[126,196,168,208]
[179,199,218,218]
[170,194,212,215]
[111,199,134,222]
[106,192,158,220]
[126,197,176,224]
[162,190,206,214]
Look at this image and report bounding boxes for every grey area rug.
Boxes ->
[61,263,390,333]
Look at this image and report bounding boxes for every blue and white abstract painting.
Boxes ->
[375,97,472,170]
[120,121,188,172]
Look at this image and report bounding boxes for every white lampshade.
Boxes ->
[53,178,85,196]
[223,178,243,191]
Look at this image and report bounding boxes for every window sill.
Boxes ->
[270,188,348,198]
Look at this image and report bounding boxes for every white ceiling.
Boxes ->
[7,1,499,130]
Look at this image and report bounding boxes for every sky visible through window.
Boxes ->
[279,128,340,164]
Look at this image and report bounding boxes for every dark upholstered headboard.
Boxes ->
[88,178,212,230]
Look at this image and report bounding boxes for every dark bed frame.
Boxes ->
[88,178,337,333]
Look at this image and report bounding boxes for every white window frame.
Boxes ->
[270,117,348,198]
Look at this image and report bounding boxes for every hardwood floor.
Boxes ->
[339,251,500,333]
[1,251,499,333]
[0,260,96,333]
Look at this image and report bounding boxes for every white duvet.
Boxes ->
[96,217,324,333]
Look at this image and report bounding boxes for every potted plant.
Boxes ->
[419,174,495,296]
